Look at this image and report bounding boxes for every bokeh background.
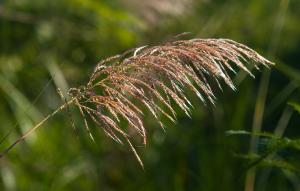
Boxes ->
[0,0,300,190]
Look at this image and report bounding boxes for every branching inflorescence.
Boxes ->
[1,38,274,168]
[67,38,273,167]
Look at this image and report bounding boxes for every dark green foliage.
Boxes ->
[227,130,300,173]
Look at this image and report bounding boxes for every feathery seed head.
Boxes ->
[68,38,274,167]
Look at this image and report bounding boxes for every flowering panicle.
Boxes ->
[66,38,273,167]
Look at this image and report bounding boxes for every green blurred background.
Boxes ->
[0,0,300,190]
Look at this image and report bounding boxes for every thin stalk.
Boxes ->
[257,106,294,190]
[244,0,289,190]
[0,98,76,158]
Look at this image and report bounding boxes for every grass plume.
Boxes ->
[0,38,274,167]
